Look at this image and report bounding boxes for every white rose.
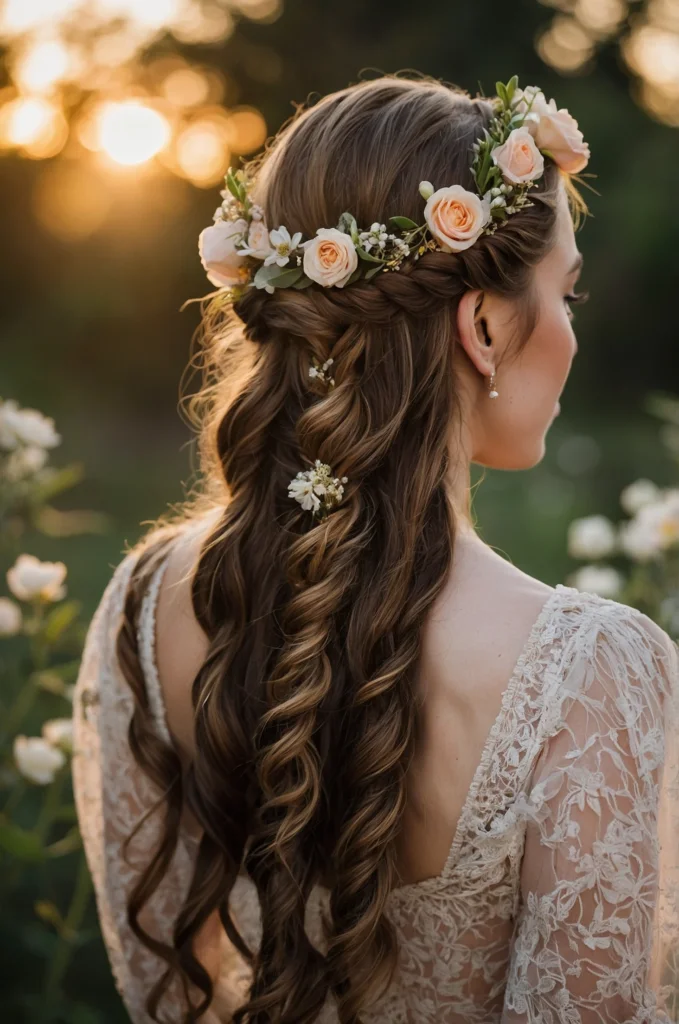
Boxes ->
[620,478,661,516]
[567,515,617,560]
[243,219,273,259]
[0,400,60,449]
[0,596,22,636]
[570,565,624,599]
[303,228,358,288]
[7,553,67,602]
[198,217,249,289]
[14,735,66,785]
[42,718,74,753]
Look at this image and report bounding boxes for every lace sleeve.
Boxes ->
[502,602,679,1024]
[71,554,240,1023]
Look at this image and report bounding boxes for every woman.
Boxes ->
[71,75,679,1023]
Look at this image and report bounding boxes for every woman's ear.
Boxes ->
[456,289,495,378]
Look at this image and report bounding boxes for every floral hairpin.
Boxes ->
[198,76,589,301]
[288,460,348,518]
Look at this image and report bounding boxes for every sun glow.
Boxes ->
[96,101,171,166]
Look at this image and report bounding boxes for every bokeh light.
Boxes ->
[538,0,679,124]
[0,0,270,183]
[175,120,230,185]
[13,40,75,94]
[0,97,68,158]
[95,101,172,166]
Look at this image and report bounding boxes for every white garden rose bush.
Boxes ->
[0,396,105,1019]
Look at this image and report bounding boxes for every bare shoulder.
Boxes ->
[418,530,557,701]
[154,511,220,759]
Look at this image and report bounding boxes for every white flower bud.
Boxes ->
[418,180,434,200]
[14,735,66,785]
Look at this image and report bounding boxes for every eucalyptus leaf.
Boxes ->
[292,276,313,289]
[364,264,385,280]
[338,212,359,243]
[356,247,385,264]
[345,266,364,286]
[266,267,304,289]
[389,215,419,230]
[253,263,282,289]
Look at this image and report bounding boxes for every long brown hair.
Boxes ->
[115,75,576,1023]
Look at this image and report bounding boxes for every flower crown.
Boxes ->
[198,77,590,522]
[198,76,590,298]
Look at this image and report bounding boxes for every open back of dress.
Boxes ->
[72,543,679,1023]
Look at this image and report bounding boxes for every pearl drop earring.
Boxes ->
[488,370,499,399]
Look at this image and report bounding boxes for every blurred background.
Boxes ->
[1,0,679,1019]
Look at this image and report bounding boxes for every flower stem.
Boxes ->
[42,853,92,1002]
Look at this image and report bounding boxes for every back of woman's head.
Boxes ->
[117,75,572,1023]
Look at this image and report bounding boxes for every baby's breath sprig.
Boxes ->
[288,460,348,519]
[308,357,335,388]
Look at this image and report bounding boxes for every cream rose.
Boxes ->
[244,219,273,259]
[198,218,249,289]
[303,228,358,288]
[534,107,590,174]
[14,735,66,785]
[7,553,67,602]
[424,185,491,252]
[0,596,22,636]
[492,127,545,185]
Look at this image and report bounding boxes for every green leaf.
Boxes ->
[495,81,508,108]
[266,267,304,289]
[345,266,364,286]
[225,168,242,202]
[337,212,359,242]
[506,75,519,102]
[253,263,281,289]
[389,215,419,231]
[356,247,385,264]
[44,600,81,644]
[364,264,384,280]
[292,275,313,289]
[0,822,45,862]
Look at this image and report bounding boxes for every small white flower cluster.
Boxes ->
[565,479,679,599]
[14,718,74,786]
[308,357,335,387]
[487,183,513,209]
[0,398,60,484]
[358,222,411,260]
[288,459,348,516]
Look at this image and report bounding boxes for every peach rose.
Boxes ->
[491,127,545,185]
[303,228,358,288]
[534,107,590,174]
[424,185,491,253]
[198,218,249,288]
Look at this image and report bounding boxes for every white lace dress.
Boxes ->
[72,549,679,1024]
